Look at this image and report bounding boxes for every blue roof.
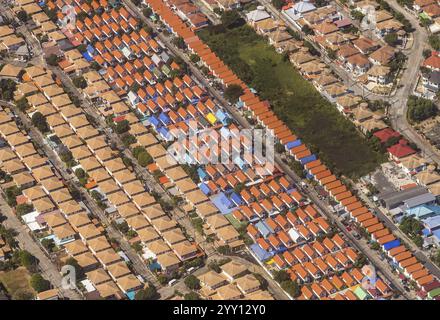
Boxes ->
[126,291,136,300]
[159,112,171,125]
[82,51,93,62]
[250,243,273,261]
[199,183,211,195]
[233,155,245,169]
[422,228,431,237]
[423,215,440,231]
[216,109,226,121]
[406,205,434,219]
[158,127,170,140]
[86,44,95,54]
[211,192,235,214]
[383,239,401,251]
[148,116,160,128]
[230,192,244,206]
[433,229,440,242]
[300,154,317,165]
[286,139,302,149]
[220,127,231,138]
[197,168,207,180]
[255,221,272,237]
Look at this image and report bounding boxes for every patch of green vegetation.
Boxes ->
[198,25,384,178]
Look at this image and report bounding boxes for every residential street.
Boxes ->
[123,0,413,298]
[358,192,440,279]
[258,0,440,165]
[0,196,82,300]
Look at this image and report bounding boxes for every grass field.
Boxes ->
[0,267,35,299]
[198,25,385,179]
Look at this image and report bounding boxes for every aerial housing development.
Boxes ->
[0,0,440,304]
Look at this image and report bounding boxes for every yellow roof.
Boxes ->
[206,113,217,125]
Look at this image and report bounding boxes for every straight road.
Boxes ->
[358,192,440,279]
[1,99,160,289]
[123,0,410,298]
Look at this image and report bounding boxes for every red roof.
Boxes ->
[387,139,416,159]
[373,128,400,143]
[423,54,440,69]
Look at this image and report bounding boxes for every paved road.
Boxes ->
[0,196,82,300]
[0,4,162,290]
[124,0,412,298]
[358,191,440,279]
[383,0,440,164]
[1,99,160,289]
[259,0,440,165]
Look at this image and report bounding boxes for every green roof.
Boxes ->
[353,286,368,300]
[428,287,440,299]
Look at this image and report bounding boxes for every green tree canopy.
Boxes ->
[30,273,51,292]
[224,84,243,104]
[31,112,50,133]
[184,275,201,290]
[407,96,437,122]
[220,10,244,29]
[135,285,158,300]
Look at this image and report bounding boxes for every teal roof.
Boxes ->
[406,205,434,219]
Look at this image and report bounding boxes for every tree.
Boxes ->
[0,79,17,101]
[32,112,50,133]
[15,203,34,216]
[135,285,158,300]
[253,272,268,290]
[220,10,244,29]
[407,95,437,122]
[273,270,290,283]
[184,291,202,300]
[184,275,201,290]
[114,120,130,134]
[224,84,243,104]
[432,249,440,267]
[17,10,29,23]
[77,44,87,53]
[46,54,59,66]
[72,76,87,89]
[271,0,285,9]
[30,273,51,292]
[429,34,440,51]
[208,261,221,273]
[59,149,73,163]
[41,238,55,252]
[137,151,153,167]
[190,54,200,63]
[172,37,186,50]
[5,186,21,207]
[157,274,169,285]
[19,250,37,272]
[76,12,88,22]
[142,7,153,18]
[350,10,365,22]
[217,245,231,255]
[121,134,136,147]
[280,280,300,297]
[301,24,314,36]
[384,33,399,47]
[90,190,103,202]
